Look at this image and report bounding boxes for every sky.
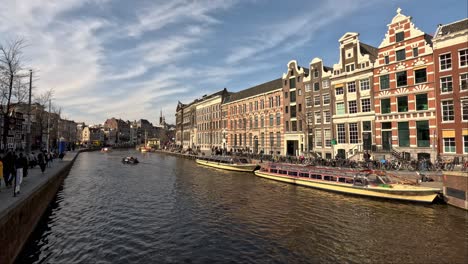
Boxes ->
[0,0,466,125]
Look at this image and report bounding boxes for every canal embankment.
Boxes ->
[0,151,80,264]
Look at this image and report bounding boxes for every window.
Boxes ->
[361,98,371,112]
[414,68,427,83]
[297,76,301,83]
[322,80,329,88]
[346,63,355,72]
[291,121,297,131]
[324,111,331,123]
[260,133,264,147]
[398,122,410,147]
[396,49,406,61]
[276,113,281,126]
[305,83,311,92]
[314,69,319,78]
[336,86,344,95]
[380,75,390,90]
[416,121,430,147]
[397,96,408,112]
[336,103,345,115]
[463,100,468,121]
[441,76,453,92]
[337,124,346,144]
[360,79,370,91]
[363,121,371,131]
[260,116,264,128]
[290,91,296,102]
[269,97,273,108]
[285,106,288,114]
[314,96,320,106]
[461,73,468,90]
[260,100,264,109]
[396,71,407,87]
[269,132,274,149]
[444,138,456,153]
[290,105,296,118]
[384,55,390,64]
[269,114,274,126]
[315,130,322,147]
[348,100,357,114]
[285,121,289,131]
[298,104,302,112]
[440,53,452,70]
[413,47,419,57]
[314,82,320,91]
[442,100,454,121]
[255,101,258,110]
[323,94,330,105]
[290,78,296,88]
[307,112,313,124]
[396,31,404,42]
[382,122,392,130]
[298,89,302,96]
[347,81,356,93]
[306,97,312,107]
[277,132,281,147]
[284,92,288,99]
[460,49,468,67]
[324,129,331,147]
[381,98,391,114]
[416,94,428,110]
[315,111,321,124]
[349,123,358,144]
[464,136,468,153]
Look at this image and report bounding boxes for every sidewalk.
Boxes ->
[0,151,79,219]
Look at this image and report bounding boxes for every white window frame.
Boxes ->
[305,83,311,92]
[305,97,312,108]
[443,137,456,153]
[314,96,321,106]
[459,48,468,68]
[347,81,356,93]
[440,75,453,93]
[315,111,322,124]
[441,100,455,122]
[322,79,329,89]
[323,94,330,105]
[360,79,370,91]
[349,123,359,144]
[361,98,371,112]
[464,135,468,154]
[460,73,468,90]
[348,100,358,114]
[324,111,331,124]
[335,87,344,96]
[462,99,468,121]
[337,124,346,144]
[336,102,345,115]
[439,52,452,71]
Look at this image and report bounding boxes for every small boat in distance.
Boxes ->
[255,163,442,203]
[101,147,111,152]
[196,156,259,172]
[122,156,139,164]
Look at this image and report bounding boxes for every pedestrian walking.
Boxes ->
[38,152,46,174]
[14,153,27,196]
[3,151,15,187]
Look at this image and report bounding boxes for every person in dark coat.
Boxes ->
[38,152,46,174]
[3,151,16,187]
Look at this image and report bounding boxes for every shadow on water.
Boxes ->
[15,185,64,264]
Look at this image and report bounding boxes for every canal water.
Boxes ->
[16,150,467,264]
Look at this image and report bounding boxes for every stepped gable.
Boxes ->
[226,78,282,103]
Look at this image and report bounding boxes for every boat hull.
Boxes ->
[196,159,258,172]
[254,170,439,203]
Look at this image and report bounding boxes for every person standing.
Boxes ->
[14,153,27,196]
[3,151,15,188]
[0,156,3,190]
[38,152,46,174]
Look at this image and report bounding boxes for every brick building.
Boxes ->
[373,8,437,160]
[432,18,468,158]
[224,79,283,155]
[306,58,333,159]
[282,61,309,156]
[331,32,377,159]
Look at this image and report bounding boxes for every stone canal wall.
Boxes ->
[0,152,79,264]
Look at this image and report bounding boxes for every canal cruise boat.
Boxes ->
[255,163,442,203]
[196,156,259,172]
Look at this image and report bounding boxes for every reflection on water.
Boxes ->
[16,151,468,264]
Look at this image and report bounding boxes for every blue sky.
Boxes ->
[1,0,466,125]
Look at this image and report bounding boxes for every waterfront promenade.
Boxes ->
[0,151,79,264]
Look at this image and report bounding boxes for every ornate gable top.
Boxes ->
[391,7,410,24]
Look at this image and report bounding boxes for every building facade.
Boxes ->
[175,101,197,149]
[282,61,309,156]
[432,18,468,158]
[373,8,437,160]
[331,32,377,159]
[224,79,283,155]
[306,58,333,159]
[195,89,229,152]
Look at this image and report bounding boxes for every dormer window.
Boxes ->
[345,63,355,72]
[314,69,319,78]
[396,32,404,42]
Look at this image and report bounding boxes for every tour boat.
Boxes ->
[196,156,259,172]
[254,163,442,203]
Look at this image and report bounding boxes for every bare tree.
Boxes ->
[32,89,54,149]
[0,38,28,151]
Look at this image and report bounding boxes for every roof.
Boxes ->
[436,18,468,37]
[225,78,282,103]
[359,42,378,60]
